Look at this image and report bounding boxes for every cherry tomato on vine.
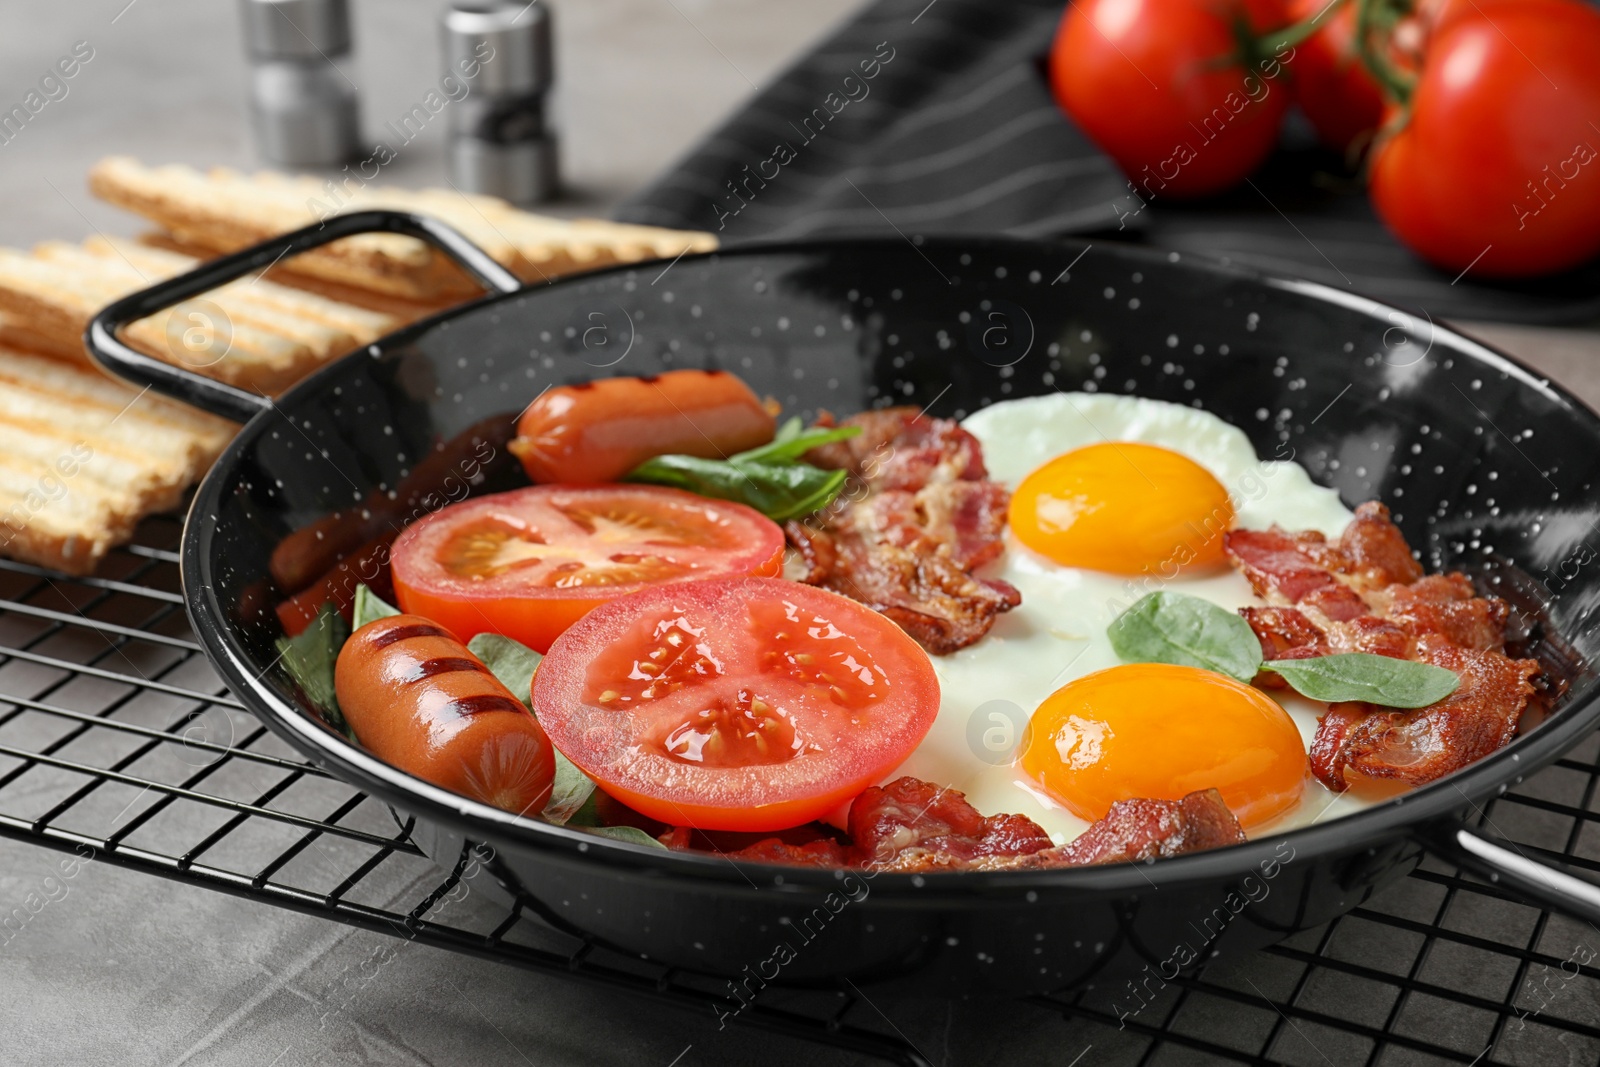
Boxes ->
[1286,0,1389,155]
[1420,0,1584,43]
[1049,0,1293,199]
[1369,0,1600,277]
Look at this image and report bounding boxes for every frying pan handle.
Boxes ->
[1418,821,1600,924]
[84,209,523,424]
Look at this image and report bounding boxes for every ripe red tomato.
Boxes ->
[1287,0,1389,154]
[1369,0,1600,277]
[390,485,785,653]
[1420,0,1577,42]
[533,577,941,832]
[1049,0,1292,199]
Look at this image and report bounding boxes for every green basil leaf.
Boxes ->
[581,825,668,850]
[351,584,401,630]
[541,749,597,826]
[466,632,543,708]
[562,788,605,827]
[1107,592,1263,684]
[625,420,860,522]
[274,603,352,737]
[733,422,861,465]
[462,631,597,824]
[735,461,851,523]
[626,454,851,523]
[1263,653,1460,708]
[771,416,804,445]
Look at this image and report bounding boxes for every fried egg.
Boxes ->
[892,392,1370,843]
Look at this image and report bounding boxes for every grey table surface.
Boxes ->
[1,2,1599,1066]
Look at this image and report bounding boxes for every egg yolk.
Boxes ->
[1019,663,1305,829]
[1008,441,1234,575]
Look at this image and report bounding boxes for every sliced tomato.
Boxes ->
[390,486,785,653]
[532,576,941,832]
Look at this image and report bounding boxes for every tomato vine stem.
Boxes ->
[1256,0,1351,57]
[1209,4,1322,86]
[1355,0,1418,105]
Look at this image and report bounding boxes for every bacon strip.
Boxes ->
[662,777,1246,871]
[1309,637,1538,789]
[845,775,1055,871]
[838,777,1242,873]
[789,407,1019,654]
[1035,788,1247,867]
[1226,502,1539,791]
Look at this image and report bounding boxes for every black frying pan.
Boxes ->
[84,212,1600,996]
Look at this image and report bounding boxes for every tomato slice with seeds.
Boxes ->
[390,486,785,653]
[533,576,941,831]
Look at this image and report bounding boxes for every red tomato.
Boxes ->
[1369,0,1600,277]
[1050,0,1292,199]
[1421,0,1581,42]
[1287,0,1388,154]
[390,485,785,654]
[533,577,941,832]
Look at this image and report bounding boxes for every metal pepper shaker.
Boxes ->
[442,0,559,203]
[239,0,360,166]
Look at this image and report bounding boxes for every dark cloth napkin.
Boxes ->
[617,0,1600,325]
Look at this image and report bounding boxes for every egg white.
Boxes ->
[890,392,1376,844]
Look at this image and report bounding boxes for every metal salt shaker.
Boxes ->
[239,0,360,166]
[442,0,559,203]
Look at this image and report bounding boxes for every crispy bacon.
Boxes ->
[1337,615,1413,658]
[1385,574,1508,652]
[1226,501,1539,790]
[1309,636,1539,790]
[1044,789,1246,867]
[1242,606,1330,662]
[1227,501,1424,604]
[1227,526,1347,604]
[1301,583,1371,622]
[846,776,1055,871]
[1341,502,1426,589]
[1306,702,1369,789]
[789,407,1020,654]
[653,776,1246,871]
[842,777,1243,873]
[804,408,988,487]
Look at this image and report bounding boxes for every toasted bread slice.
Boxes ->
[0,346,236,575]
[76,237,397,342]
[0,312,82,362]
[0,236,399,393]
[137,230,455,324]
[0,249,318,393]
[89,157,719,300]
[35,241,365,364]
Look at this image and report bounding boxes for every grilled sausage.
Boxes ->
[335,614,555,815]
[509,369,775,484]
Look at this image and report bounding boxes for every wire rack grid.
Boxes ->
[1,517,1598,1067]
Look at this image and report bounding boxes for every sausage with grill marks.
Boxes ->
[509,369,775,484]
[335,614,555,815]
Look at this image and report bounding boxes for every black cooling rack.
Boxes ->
[2,516,1598,1067]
